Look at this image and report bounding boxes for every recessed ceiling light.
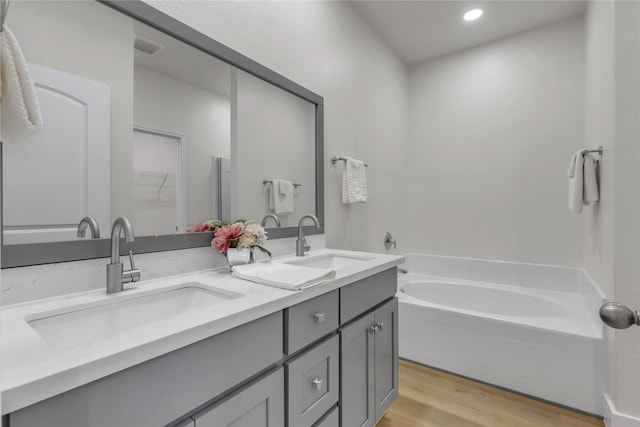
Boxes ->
[463,8,483,22]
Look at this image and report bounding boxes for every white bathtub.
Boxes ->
[397,253,606,415]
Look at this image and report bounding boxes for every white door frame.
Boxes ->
[133,125,187,233]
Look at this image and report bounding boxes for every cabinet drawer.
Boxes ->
[285,289,339,354]
[286,334,339,427]
[313,406,339,427]
[340,268,396,325]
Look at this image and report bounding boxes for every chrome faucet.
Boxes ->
[77,216,101,239]
[261,214,281,228]
[384,232,397,250]
[106,216,140,294]
[296,214,320,256]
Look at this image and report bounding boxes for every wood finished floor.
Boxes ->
[377,360,605,427]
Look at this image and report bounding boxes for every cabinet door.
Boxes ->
[340,313,375,427]
[193,368,284,427]
[287,335,339,427]
[374,298,399,423]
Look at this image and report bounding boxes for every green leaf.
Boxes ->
[252,244,272,258]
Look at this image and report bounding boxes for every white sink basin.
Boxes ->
[27,283,242,348]
[284,253,373,270]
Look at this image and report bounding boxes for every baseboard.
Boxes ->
[605,394,640,427]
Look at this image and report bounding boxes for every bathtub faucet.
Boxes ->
[384,232,397,250]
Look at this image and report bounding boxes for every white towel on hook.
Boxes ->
[567,149,599,214]
[269,179,294,214]
[0,26,43,144]
[341,157,367,204]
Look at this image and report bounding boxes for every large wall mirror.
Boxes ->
[1,0,324,268]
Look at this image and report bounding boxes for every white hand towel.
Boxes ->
[232,261,336,291]
[567,149,599,214]
[341,157,367,204]
[583,153,599,205]
[270,179,294,214]
[0,26,43,144]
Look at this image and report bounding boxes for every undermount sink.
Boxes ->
[27,283,242,348]
[284,253,373,270]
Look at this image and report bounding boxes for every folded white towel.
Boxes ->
[341,157,367,204]
[232,261,336,291]
[567,149,599,214]
[0,26,43,144]
[269,179,294,214]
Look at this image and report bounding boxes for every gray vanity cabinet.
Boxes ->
[6,268,399,427]
[7,312,284,427]
[191,367,285,427]
[340,298,399,427]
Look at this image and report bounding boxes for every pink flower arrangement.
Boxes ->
[212,222,245,254]
[185,219,224,233]
[186,222,213,233]
[210,220,271,257]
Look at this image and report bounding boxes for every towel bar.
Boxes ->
[331,156,368,167]
[263,180,302,188]
[583,146,603,156]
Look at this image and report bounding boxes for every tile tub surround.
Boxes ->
[398,253,606,415]
[0,248,402,415]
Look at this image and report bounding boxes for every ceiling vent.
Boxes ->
[134,35,165,56]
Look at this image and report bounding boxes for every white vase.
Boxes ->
[225,248,252,269]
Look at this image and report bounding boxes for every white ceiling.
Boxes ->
[134,20,232,98]
[350,0,587,65]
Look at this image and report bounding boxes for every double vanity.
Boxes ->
[1,249,403,427]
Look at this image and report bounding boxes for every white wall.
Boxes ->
[134,66,231,229]
[231,69,315,228]
[406,16,586,266]
[144,0,410,254]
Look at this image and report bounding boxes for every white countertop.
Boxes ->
[0,248,403,415]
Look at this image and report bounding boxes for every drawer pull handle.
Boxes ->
[370,322,385,334]
[312,377,324,391]
[313,312,325,322]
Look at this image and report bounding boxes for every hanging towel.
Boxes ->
[567,149,599,214]
[341,157,367,204]
[269,179,294,214]
[583,153,599,205]
[232,261,336,291]
[0,26,43,144]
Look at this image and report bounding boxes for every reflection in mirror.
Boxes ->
[232,69,316,228]
[132,20,232,235]
[2,0,318,250]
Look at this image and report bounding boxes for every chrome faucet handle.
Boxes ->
[127,250,136,270]
[125,250,140,283]
[384,232,397,250]
[107,216,138,293]
[296,214,320,256]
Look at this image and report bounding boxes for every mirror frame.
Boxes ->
[1,0,324,268]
